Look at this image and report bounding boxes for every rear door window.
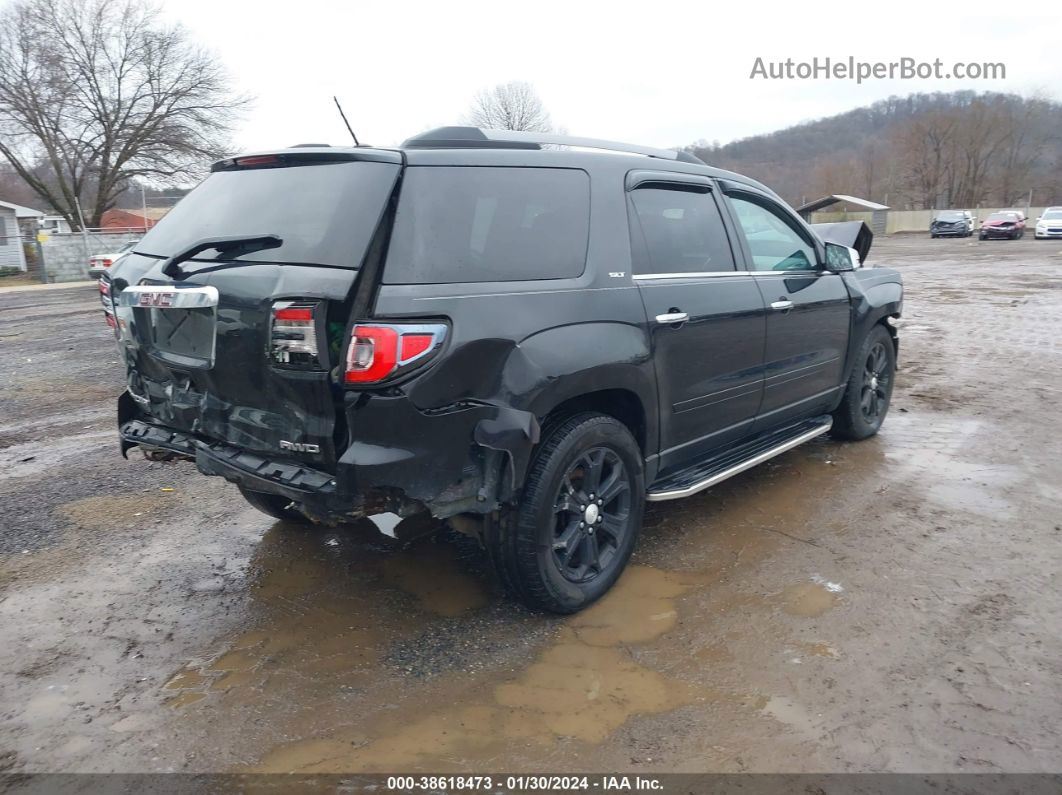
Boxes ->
[628,185,737,275]
[384,167,589,284]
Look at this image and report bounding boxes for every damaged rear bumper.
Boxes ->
[118,390,539,520]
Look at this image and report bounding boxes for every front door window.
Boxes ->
[727,196,816,271]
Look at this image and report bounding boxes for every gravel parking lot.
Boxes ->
[0,235,1060,775]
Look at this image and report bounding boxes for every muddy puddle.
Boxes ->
[780,582,840,618]
[149,438,878,773]
[249,566,736,773]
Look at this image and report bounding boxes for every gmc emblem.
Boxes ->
[279,440,320,454]
[137,291,174,308]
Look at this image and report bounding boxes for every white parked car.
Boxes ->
[1034,207,1062,239]
[88,240,139,278]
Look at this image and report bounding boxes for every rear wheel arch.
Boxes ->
[538,388,648,455]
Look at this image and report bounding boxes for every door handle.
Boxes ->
[769,300,794,311]
[655,311,689,325]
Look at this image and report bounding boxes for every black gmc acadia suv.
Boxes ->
[103,127,902,613]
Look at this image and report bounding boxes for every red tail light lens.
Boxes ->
[346,326,398,383]
[400,334,434,360]
[344,323,447,384]
[270,301,321,368]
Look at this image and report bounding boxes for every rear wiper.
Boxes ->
[162,234,282,280]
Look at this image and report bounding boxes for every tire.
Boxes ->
[237,485,312,524]
[487,412,644,614]
[979,234,986,241]
[831,325,896,441]
[930,233,937,239]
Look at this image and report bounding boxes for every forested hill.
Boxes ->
[686,91,1062,209]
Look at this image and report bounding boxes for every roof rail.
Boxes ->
[401,127,706,165]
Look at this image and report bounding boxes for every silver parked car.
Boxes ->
[88,239,139,278]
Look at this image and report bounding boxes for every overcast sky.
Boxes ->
[160,1,1061,153]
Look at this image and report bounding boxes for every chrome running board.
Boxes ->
[646,418,832,502]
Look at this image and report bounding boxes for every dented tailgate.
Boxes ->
[112,152,401,469]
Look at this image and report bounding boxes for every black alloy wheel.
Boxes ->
[551,447,633,584]
[486,412,644,613]
[831,324,896,441]
[860,341,892,423]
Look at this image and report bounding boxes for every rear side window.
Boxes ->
[628,186,736,274]
[384,167,589,284]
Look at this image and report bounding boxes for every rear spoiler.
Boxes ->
[810,220,873,264]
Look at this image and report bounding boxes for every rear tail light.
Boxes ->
[344,323,447,384]
[270,301,322,368]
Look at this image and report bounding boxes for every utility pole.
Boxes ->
[141,186,149,232]
[74,197,91,263]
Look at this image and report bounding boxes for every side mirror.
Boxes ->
[823,241,856,272]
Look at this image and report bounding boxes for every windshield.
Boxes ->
[135,161,398,268]
[1042,210,1062,220]
[936,212,965,221]
[987,213,1017,222]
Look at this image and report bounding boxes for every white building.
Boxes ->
[39,215,73,235]
[0,200,45,271]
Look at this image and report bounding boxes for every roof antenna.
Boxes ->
[333,96,360,146]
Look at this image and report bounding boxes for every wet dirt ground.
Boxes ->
[1,235,1060,774]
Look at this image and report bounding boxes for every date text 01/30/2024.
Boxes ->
[384,775,664,791]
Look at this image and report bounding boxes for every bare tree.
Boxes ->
[890,111,957,208]
[466,81,552,132]
[0,163,39,207]
[993,96,1051,205]
[0,0,248,228]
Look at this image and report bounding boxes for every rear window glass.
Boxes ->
[384,167,589,284]
[134,161,398,268]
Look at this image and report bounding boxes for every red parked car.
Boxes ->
[978,211,1026,240]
